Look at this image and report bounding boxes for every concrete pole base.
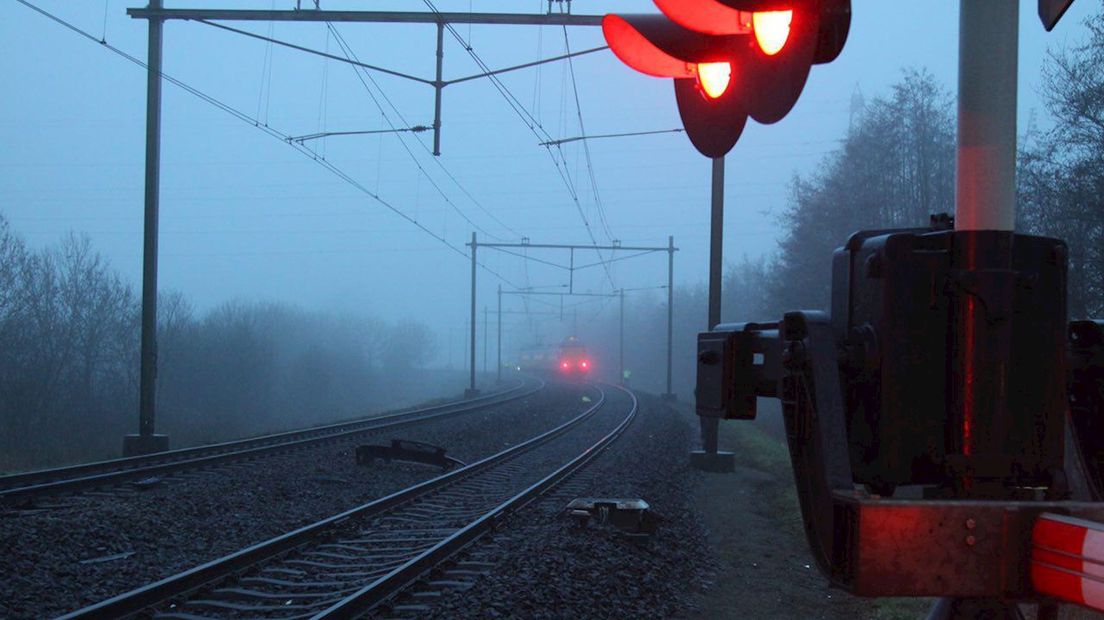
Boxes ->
[464,388,481,398]
[689,450,736,473]
[123,433,170,457]
[660,393,677,402]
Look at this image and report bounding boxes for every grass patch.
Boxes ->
[721,414,931,619]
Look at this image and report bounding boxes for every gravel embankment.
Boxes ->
[419,392,710,620]
[0,382,591,619]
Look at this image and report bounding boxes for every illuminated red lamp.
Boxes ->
[752,10,793,55]
[561,361,570,369]
[580,360,590,369]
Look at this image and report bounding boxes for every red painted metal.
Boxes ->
[601,14,696,78]
[1032,513,1104,610]
[652,0,751,35]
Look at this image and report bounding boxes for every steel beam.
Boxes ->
[619,288,625,386]
[665,235,675,399]
[128,8,604,27]
[432,23,444,156]
[477,242,676,252]
[126,0,170,456]
[468,232,478,396]
[496,285,502,383]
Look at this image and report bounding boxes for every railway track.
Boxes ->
[59,382,637,619]
[0,377,541,506]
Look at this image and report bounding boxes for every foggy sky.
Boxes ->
[0,0,1095,356]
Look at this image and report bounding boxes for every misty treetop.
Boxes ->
[1019,6,1104,318]
[771,68,956,312]
[765,36,1104,319]
[614,47,1104,398]
[0,214,442,471]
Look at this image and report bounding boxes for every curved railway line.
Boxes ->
[0,377,541,506]
[58,382,637,619]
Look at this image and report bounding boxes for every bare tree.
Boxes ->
[771,69,956,311]
[1019,6,1104,318]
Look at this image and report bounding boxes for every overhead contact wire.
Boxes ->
[13,0,522,290]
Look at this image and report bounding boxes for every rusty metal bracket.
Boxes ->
[832,492,1104,598]
[565,498,656,535]
[356,440,466,470]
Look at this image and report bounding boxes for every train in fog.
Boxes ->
[516,336,592,377]
[556,336,590,376]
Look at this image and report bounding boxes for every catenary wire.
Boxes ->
[13,0,523,289]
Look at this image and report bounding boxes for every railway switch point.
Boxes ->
[122,433,169,457]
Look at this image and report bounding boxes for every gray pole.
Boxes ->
[569,248,574,294]
[126,0,169,456]
[483,305,488,373]
[468,232,478,396]
[432,23,444,156]
[957,2,1018,231]
[666,235,675,398]
[709,157,725,329]
[703,158,725,447]
[497,284,502,383]
[619,288,625,386]
[929,5,1020,617]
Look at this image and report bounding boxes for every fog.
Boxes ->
[1,1,1099,466]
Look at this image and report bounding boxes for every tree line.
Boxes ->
[0,217,439,471]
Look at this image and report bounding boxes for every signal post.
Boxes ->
[603,0,849,472]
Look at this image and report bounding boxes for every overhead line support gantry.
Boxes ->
[123,4,607,452]
[471,235,678,397]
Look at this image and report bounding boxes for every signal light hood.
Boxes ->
[652,0,752,35]
[602,14,744,78]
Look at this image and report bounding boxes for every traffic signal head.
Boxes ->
[602,13,749,157]
[603,0,851,158]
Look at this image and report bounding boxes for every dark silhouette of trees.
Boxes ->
[771,69,956,311]
[0,216,443,471]
[1019,8,1104,318]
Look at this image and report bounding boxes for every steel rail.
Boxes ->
[316,384,638,617]
[59,383,625,620]
[0,377,539,504]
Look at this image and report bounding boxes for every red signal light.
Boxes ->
[753,10,793,55]
[581,360,590,369]
[561,361,570,369]
[696,62,732,99]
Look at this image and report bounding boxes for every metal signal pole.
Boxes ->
[483,305,488,373]
[708,157,724,330]
[699,158,724,447]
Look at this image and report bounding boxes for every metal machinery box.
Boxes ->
[830,228,1069,490]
